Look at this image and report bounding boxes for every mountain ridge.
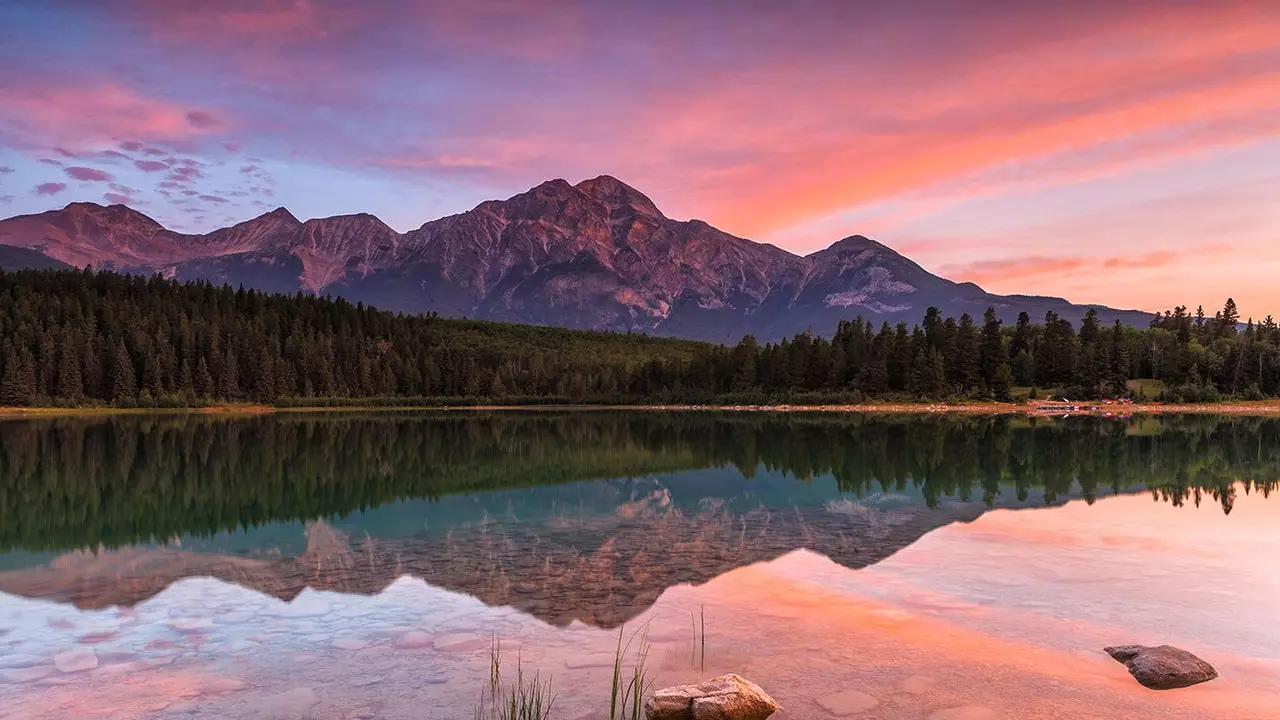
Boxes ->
[0,175,1153,342]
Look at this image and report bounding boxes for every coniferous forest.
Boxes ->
[1,267,1279,407]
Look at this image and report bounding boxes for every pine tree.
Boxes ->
[953,314,981,394]
[218,347,240,398]
[179,358,195,398]
[1,347,36,406]
[56,333,83,400]
[195,356,214,397]
[110,341,137,402]
[979,307,1008,391]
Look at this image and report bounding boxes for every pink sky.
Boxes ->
[0,1,1277,316]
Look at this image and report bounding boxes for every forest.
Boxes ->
[1,267,1278,406]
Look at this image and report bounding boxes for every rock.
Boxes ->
[392,631,434,649]
[645,674,780,720]
[1104,645,1218,690]
[259,687,320,719]
[899,675,937,694]
[53,649,98,673]
[817,689,879,715]
[332,637,369,651]
[929,707,997,720]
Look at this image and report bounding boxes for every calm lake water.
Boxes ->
[1,412,1279,719]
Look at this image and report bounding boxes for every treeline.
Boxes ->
[1,412,1276,550]
[1,268,1279,406]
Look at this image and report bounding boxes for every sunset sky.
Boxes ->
[0,1,1277,317]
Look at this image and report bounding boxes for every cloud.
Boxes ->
[98,150,131,161]
[0,166,13,173]
[103,192,133,204]
[109,183,137,195]
[0,195,14,203]
[198,194,229,203]
[239,164,260,173]
[224,141,243,152]
[142,147,168,157]
[166,165,202,183]
[180,189,199,196]
[35,182,67,195]
[940,247,1221,285]
[185,110,220,129]
[0,82,225,150]
[64,166,115,182]
[134,159,170,172]
[39,158,62,166]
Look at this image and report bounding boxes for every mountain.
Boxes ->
[0,479,1123,629]
[0,177,1152,342]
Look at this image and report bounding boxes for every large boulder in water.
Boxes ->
[1104,645,1218,690]
[645,674,780,720]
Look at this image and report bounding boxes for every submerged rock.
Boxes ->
[645,674,780,720]
[1104,645,1218,690]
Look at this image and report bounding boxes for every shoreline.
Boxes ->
[5,400,1280,419]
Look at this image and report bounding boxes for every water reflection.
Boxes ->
[1,412,1279,719]
[2,412,1278,553]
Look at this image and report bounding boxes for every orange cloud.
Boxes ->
[629,2,1280,239]
[940,246,1223,286]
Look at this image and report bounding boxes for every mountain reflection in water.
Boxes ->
[2,412,1280,719]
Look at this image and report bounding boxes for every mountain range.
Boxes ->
[0,175,1151,342]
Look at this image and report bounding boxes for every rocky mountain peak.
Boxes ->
[0,176,1154,341]
[61,201,162,229]
[814,234,889,256]
[259,207,301,225]
[574,175,665,219]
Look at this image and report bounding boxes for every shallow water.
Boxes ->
[1,412,1278,719]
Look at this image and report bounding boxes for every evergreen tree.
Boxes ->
[195,356,214,397]
[979,307,1008,391]
[110,341,137,401]
[56,332,83,399]
[1,347,36,406]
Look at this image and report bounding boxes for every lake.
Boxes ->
[1,411,1279,719]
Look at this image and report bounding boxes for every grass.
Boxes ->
[690,605,706,672]
[475,625,655,720]
[609,622,656,720]
[475,637,556,720]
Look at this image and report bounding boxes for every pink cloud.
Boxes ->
[185,110,220,129]
[198,194,229,203]
[64,166,115,182]
[134,159,170,172]
[166,166,202,183]
[119,141,144,152]
[224,141,243,152]
[39,158,62,166]
[103,192,133,204]
[940,247,1224,286]
[133,0,333,43]
[0,83,225,149]
[239,164,260,173]
[98,150,131,161]
[142,147,168,157]
[180,189,199,196]
[35,182,67,195]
